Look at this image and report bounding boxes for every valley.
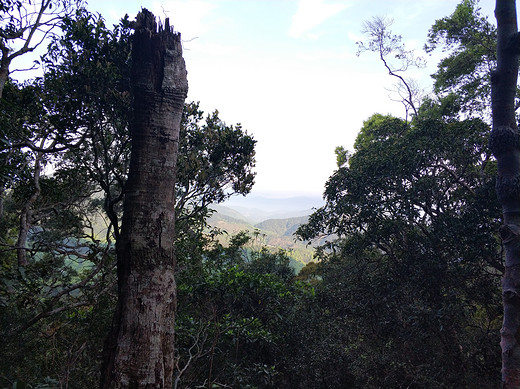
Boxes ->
[208,195,324,270]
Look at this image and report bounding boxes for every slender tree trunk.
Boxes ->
[0,64,8,99]
[16,152,42,266]
[100,9,188,388]
[0,50,10,219]
[490,1,520,387]
[0,46,10,100]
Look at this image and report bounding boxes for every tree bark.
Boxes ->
[100,9,188,388]
[0,59,8,99]
[16,153,42,266]
[490,1,520,387]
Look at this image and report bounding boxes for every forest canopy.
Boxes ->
[0,0,509,388]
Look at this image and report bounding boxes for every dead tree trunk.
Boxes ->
[100,9,188,388]
[490,1,520,387]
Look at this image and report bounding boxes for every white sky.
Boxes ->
[17,0,497,199]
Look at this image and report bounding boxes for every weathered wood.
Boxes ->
[100,9,188,388]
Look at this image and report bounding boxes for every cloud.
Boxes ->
[289,0,349,38]
[153,0,217,40]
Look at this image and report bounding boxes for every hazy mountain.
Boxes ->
[210,204,250,222]
[207,208,255,234]
[207,204,316,266]
[255,215,309,236]
[220,194,323,223]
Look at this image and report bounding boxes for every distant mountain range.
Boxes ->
[220,194,324,223]
[209,205,309,236]
[208,195,326,269]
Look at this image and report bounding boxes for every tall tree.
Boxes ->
[0,9,256,386]
[297,112,502,387]
[100,9,188,388]
[0,78,116,388]
[489,0,520,387]
[426,0,497,118]
[0,0,81,226]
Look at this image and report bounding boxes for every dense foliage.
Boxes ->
[0,8,257,388]
[425,0,497,118]
[297,112,502,387]
[0,1,506,388]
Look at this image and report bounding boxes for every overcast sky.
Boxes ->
[62,1,497,198]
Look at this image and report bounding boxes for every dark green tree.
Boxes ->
[173,231,312,389]
[297,112,502,387]
[176,102,256,237]
[0,8,256,387]
[427,1,520,384]
[42,9,256,239]
[425,0,497,118]
[0,78,117,389]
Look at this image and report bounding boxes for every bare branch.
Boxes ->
[15,250,114,335]
[357,16,426,119]
[0,0,81,97]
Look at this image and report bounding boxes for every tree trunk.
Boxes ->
[100,9,188,388]
[490,1,520,387]
[0,45,10,100]
[0,62,8,99]
[16,152,42,266]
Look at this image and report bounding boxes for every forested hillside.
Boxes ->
[255,215,308,236]
[208,206,314,268]
[0,0,512,388]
